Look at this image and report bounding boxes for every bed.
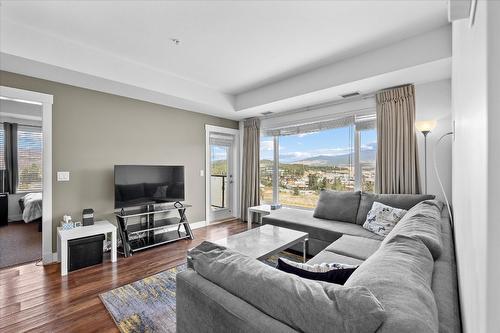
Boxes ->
[19,193,43,232]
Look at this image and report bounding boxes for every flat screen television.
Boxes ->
[114,165,185,209]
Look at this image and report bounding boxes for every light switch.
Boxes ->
[57,171,70,182]
[200,170,204,177]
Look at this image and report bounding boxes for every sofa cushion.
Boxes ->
[177,269,297,333]
[432,213,462,333]
[313,190,361,223]
[383,200,444,260]
[325,235,382,260]
[263,208,384,243]
[189,241,386,333]
[355,193,435,225]
[307,250,364,266]
[345,235,438,333]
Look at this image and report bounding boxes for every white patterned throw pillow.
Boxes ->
[278,258,358,272]
[363,202,407,237]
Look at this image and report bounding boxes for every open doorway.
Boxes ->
[0,86,53,268]
[205,125,240,224]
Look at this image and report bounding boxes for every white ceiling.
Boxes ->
[0,1,450,119]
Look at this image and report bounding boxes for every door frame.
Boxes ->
[205,125,240,224]
[0,86,53,264]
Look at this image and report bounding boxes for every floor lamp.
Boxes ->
[416,120,437,194]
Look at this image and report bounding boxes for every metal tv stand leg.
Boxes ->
[179,208,195,240]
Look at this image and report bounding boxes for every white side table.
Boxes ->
[247,205,273,229]
[57,220,117,276]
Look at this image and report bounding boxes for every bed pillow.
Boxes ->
[277,258,358,285]
[363,202,407,237]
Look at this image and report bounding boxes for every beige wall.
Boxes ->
[0,71,238,251]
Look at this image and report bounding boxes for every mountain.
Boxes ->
[292,149,376,166]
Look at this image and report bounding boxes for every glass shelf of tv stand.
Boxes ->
[127,217,184,234]
[115,203,192,218]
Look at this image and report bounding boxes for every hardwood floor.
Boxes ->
[0,219,248,333]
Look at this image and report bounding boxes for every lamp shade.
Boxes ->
[416,120,437,133]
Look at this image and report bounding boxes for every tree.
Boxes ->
[18,163,42,190]
[308,173,318,190]
[331,177,344,191]
[293,187,299,196]
[320,177,328,190]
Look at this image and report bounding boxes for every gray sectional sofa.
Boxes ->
[176,191,461,333]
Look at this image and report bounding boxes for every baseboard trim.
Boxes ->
[43,252,57,264]
[189,220,207,230]
[8,214,23,222]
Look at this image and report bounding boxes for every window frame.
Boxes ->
[262,120,376,208]
[16,124,43,193]
[0,123,5,171]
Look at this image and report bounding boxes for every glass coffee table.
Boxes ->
[213,224,309,263]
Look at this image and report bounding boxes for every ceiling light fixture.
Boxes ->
[170,38,181,45]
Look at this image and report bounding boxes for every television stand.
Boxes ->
[115,204,194,257]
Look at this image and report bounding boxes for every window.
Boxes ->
[0,125,5,170]
[277,126,355,208]
[360,128,377,192]
[17,126,43,192]
[210,145,229,208]
[259,135,274,204]
[260,114,376,209]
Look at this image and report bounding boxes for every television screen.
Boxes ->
[114,165,185,209]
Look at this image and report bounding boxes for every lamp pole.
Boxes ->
[421,130,430,194]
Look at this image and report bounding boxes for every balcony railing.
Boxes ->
[211,174,227,209]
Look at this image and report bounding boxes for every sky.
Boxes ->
[261,126,377,163]
[209,126,377,164]
[211,145,229,161]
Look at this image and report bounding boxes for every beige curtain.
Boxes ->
[240,118,260,221]
[375,85,421,194]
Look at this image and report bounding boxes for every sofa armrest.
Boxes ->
[176,269,297,333]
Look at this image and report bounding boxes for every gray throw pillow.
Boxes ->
[188,241,386,333]
[313,190,361,223]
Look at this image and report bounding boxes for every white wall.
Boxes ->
[452,1,500,332]
[7,193,23,221]
[415,79,452,202]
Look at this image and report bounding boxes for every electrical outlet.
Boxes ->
[200,170,204,177]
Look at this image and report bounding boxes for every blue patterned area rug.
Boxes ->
[100,251,303,333]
